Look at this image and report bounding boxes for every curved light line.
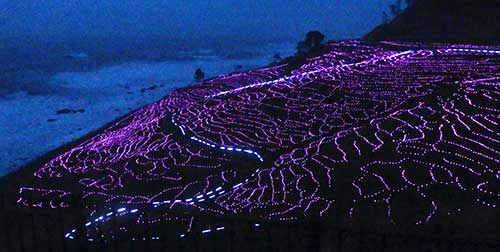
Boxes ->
[65,113,265,241]
[64,46,500,241]
[206,50,415,98]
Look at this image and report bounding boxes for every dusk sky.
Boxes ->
[0,0,392,43]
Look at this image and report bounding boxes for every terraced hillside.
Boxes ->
[18,40,500,241]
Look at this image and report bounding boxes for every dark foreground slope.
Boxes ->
[364,0,500,43]
[1,40,500,252]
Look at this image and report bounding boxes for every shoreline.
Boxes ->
[0,105,138,188]
[1,39,499,251]
[0,44,295,176]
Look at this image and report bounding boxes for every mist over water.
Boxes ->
[0,39,291,95]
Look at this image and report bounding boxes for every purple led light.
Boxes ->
[16,40,500,241]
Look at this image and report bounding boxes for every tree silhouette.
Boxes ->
[382,11,390,24]
[296,31,325,56]
[273,53,282,63]
[234,65,243,72]
[194,68,205,82]
[383,0,415,23]
[389,0,404,17]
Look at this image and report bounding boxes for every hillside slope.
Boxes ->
[15,40,500,243]
[364,0,500,43]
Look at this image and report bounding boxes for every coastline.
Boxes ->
[0,43,295,176]
[1,39,500,251]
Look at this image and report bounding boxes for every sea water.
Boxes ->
[0,39,294,176]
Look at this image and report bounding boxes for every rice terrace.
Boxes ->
[4,40,499,251]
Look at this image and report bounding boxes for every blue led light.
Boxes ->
[65,112,269,242]
[447,48,500,54]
